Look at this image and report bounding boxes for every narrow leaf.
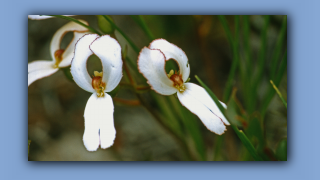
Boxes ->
[102,15,140,54]
[130,15,155,41]
[270,80,287,108]
[49,15,101,35]
[275,139,287,161]
[96,15,115,34]
[195,75,263,161]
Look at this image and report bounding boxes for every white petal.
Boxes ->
[28,60,54,73]
[184,83,230,125]
[59,32,89,67]
[28,15,74,20]
[50,19,89,63]
[83,94,116,151]
[70,34,99,93]
[177,83,229,135]
[149,39,190,82]
[89,35,123,92]
[28,61,58,86]
[138,47,177,95]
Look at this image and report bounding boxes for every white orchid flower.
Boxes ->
[28,15,74,20]
[28,20,89,86]
[70,34,123,151]
[138,39,230,135]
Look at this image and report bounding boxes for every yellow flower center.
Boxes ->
[168,69,186,92]
[53,49,65,68]
[92,71,106,97]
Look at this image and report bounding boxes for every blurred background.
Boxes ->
[28,15,287,161]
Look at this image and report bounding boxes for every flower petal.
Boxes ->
[28,15,74,20]
[58,32,89,67]
[83,93,116,151]
[138,47,177,95]
[177,83,229,135]
[50,20,89,63]
[28,60,54,73]
[149,39,190,82]
[28,61,58,86]
[89,35,123,92]
[70,34,99,93]
[184,83,229,125]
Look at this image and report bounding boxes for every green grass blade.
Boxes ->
[261,50,287,116]
[271,16,287,79]
[231,126,263,161]
[275,138,287,161]
[179,102,206,161]
[270,80,287,108]
[96,15,115,34]
[49,15,101,35]
[243,15,252,79]
[130,15,155,41]
[250,15,270,111]
[102,15,140,54]
[218,15,240,102]
[213,135,224,160]
[195,75,263,161]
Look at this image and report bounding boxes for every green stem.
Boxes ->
[130,15,155,41]
[102,15,140,54]
[195,75,263,161]
[49,15,101,35]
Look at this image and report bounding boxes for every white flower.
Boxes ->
[70,34,123,151]
[28,15,74,20]
[28,20,89,86]
[138,39,230,135]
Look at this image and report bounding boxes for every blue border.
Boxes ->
[1,0,319,179]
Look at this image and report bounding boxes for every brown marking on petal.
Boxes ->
[54,49,65,67]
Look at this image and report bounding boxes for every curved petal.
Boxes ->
[28,60,54,73]
[138,47,177,95]
[83,93,116,151]
[184,83,229,125]
[89,35,123,92]
[70,34,99,93]
[59,32,89,67]
[28,61,58,86]
[28,15,74,20]
[50,19,89,62]
[149,39,190,82]
[177,83,228,135]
